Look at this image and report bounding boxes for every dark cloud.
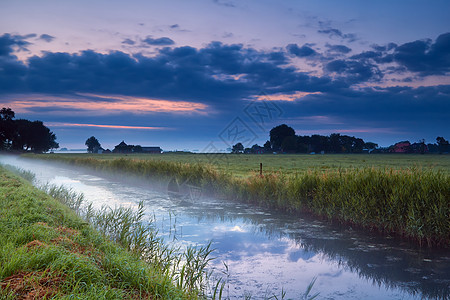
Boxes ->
[143,36,175,46]
[393,32,450,75]
[350,51,381,60]
[325,59,382,84]
[286,44,316,57]
[0,39,340,109]
[1,31,449,147]
[318,28,357,42]
[122,38,136,45]
[0,33,33,56]
[266,51,289,65]
[39,34,55,42]
[371,43,397,52]
[326,44,352,54]
[170,24,180,29]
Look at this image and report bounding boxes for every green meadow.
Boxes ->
[23,153,450,247]
[37,153,450,177]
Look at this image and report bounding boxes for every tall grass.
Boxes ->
[0,166,218,299]
[0,163,36,182]
[23,155,450,246]
[39,182,217,298]
[239,168,449,246]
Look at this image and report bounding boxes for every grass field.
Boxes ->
[22,153,450,247]
[0,166,214,299]
[39,153,450,177]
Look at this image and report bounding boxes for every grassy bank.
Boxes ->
[23,154,450,247]
[0,166,211,299]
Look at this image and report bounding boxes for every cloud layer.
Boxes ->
[1,31,449,147]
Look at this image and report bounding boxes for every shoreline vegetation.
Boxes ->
[22,153,449,248]
[0,166,217,299]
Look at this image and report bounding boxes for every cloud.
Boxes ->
[212,0,236,7]
[122,38,136,45]
[318,28,357,42]
[325,44,352,54]
[2,93,208,115]
[325,59,382,84]
[286,44,316,57]
[0,33,33,56]
[46,122,170,130]
[39,34,55,42]
[143,36,175,46]
[1,31,448,147]
[371,43,397,52]
[393,32,450,76]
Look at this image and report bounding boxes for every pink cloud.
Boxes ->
[46,122,170,130]
[1,93,209,115]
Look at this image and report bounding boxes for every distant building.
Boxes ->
[141,146,162,153]
[112,141,161,153]
[391,141,411,153]
[92,145,105,154]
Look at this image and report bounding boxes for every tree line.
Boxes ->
[0,108,59,153]
[231,124,449,154]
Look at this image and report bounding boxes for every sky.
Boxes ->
[1,0,449,151]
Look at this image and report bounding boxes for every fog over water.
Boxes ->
[1,155,448,299]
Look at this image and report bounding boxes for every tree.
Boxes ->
[231,142,244,154]
[263,141,272,153]
[329,133,342,153]
[269,124,295,152]
[12,119,58,152]
[0,107,16,150]
[85,136,101,153]
[281,136,297,152]
[436,137,449,153]
[364,142,378,151]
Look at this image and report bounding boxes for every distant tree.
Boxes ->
[419,139,426,154]
[12,119,58,152]
[263,141,272,153]
[329,133,342,153]
[270,124,295,152]
[352,137,365,153]
[281,136,297,152]
[85,136,101,153]
[0,107,16,150]
[307,135,326,153]
[231,142,244,154]
[364,142,378,150]
[436,137,449,153]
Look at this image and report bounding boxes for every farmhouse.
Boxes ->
[112,141,161,153]
[141,147,162,153]
[391,141,410,153]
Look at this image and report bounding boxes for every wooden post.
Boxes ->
[260,162,263,177]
